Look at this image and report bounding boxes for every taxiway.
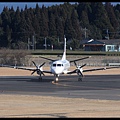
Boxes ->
[0,75,120,100]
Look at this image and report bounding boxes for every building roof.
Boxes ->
[82,39,120,45]
[98,39,120,45]
[83,39,105,45]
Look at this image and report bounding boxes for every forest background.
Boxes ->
[0,2,120,50]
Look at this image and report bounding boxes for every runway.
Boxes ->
[0,75,120,100]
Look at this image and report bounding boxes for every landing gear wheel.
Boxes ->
[78,77,82,81]
[39,76,42,81]
[54,77,58,83]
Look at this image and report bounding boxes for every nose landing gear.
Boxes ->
[54,74,59,83]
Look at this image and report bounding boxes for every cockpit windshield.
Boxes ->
[52,64,63,67]
[53,64,56,67]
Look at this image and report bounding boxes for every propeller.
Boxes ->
[74,61,86,77]
[31,61,45,76]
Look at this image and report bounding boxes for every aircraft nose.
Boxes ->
[52,68,63,74]
[54,69,61,74]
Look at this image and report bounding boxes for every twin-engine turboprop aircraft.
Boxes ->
[1,36,120,82]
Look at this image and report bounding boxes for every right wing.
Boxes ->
[17,67,53,74]
[0,64,38,71]
[0,64,53,74]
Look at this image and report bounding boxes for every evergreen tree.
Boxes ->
[64,15,75,40]
[105,2,119,30]
[48,11,57,37]
[1,6,12,47]
[55,15,64,41]
[24,6,34,37]
[105,2,119,38]
[71,9,82,40]
[39,5,49,37]
[12,6,21,45]
[91,2,114,39]
[114,4,120,38]
[0,2,120,49]
[34,3,41,37]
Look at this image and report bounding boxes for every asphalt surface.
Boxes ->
[0,75,120,100]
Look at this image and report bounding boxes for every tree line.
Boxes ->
[0,2,120,50]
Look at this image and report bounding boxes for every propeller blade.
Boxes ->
[80,71,84,77]
[77,69,84,77]
[74,61,77,67]
[41,71,45,76]
[39,62,45,68]
[31,61,46,76]
[32,61,37,68]
[31,70,36,75]
[80,64,86,68]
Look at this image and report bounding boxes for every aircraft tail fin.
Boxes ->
[61,36,66,60]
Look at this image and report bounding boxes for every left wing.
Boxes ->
[67,66,120,74]
[83,66,120,72]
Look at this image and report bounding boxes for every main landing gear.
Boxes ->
[78,75,83,81]
[39,75,42,81]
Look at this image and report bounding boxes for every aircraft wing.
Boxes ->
[15,67,53,74]
[67,66,120,74]
[0,64,20,69]
[82,67,106,72]
[17,67,53,74]
[0,64,53,74]
[16,67,37,71]
[83,66,120,72]
[70,56,91,63]
[0,64,37,71]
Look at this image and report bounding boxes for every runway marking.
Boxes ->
[52,81,75,87]
[51,81,120,90]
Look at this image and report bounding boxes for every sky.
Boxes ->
[0,2,119,13]
[0,2,76,13]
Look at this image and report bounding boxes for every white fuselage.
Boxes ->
[51,59,70,75]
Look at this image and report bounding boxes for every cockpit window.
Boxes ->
[52,64,56,67]
[57,64,61,66]
[52,64,63,67]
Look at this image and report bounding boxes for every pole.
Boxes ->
[84,27,87,39]
[45,37,47,50]
[32,35,34,50]
[28,37,30,50]
[106,29,109,40]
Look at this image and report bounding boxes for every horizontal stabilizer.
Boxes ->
[70,56,91,63]
[39,56,57,62]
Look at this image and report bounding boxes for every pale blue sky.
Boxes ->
[0,2,119,13]
[0,2,76,13]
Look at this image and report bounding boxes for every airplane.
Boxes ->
[0,36,120,82]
